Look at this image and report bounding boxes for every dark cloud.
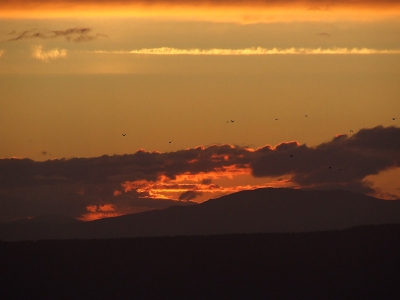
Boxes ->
[8,28,107,42]
[251,126,400,193]
[201,178,213,185]
[179,190,203,201]
[0,145,252,191]
[0,126,399,222]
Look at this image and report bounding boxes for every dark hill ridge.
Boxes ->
[1,188,400,240]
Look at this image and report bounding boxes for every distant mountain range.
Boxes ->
[1,188,400,241]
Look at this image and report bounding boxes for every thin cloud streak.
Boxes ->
[32,45,67,61]
[8,28,107,42]
[95,47,400,55]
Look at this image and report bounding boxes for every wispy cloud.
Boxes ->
[318,32,332,37]
[95,47,400,55]
[8,28,106,42]
[32,45,67,61]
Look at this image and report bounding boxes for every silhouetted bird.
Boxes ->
[231,120,234,122]
[329,166,332,169]
[350,130,353,133]
[169,141,172,143]
[290,155,293,157]
[122,134,126,136]
[393,118,397,120]
[305,115,308,117]
[275,118,278,121]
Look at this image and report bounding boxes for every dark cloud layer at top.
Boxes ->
[0,126,399,221]
[8,28,107,42]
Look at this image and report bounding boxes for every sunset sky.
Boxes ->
[0,0,399,222]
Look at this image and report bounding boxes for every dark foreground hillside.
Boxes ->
[2,188,400,241]
[1,224,400,299]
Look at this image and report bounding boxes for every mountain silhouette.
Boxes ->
[1,188,399,241]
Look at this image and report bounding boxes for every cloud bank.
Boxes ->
[32,45,67,61]
[0,126,399,222]
[95,47,400,55]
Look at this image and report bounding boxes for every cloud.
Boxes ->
[32,45,67,61]
[8,28,107,42]
[251,126,400,194]
[179,190,203,201]
[95,47,400,55]
[0,126,399,222]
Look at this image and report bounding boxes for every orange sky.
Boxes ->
[2,0,400,22]
[0,0,399,222]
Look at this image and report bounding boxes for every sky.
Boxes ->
[0,0,399,222]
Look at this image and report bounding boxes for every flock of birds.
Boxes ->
[120,116,397,166]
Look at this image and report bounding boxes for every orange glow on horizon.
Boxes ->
[1,1,400,22]
[79,203,119,221]
[121,170,295,202]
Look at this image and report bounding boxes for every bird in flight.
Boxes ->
[169,141,172,143]
[290,154,293,157]
[231,120,234,123]
[305,115,308,117]
[329,166,332,169]
[393,118,396,120]
[350,130,353,133]
[122,134,126,136]
[275,118,278,121]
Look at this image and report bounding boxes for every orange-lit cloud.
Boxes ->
[121,168,262,202]
[32,45,67,61]
[95,47,400,55]
[122,175,291,203]
[1,0,400,22]
[80,204,119,221]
